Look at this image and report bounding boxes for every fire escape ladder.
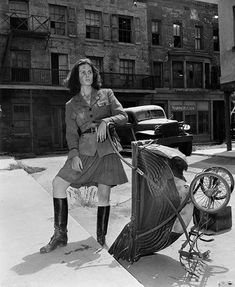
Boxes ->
[1,31,13,66]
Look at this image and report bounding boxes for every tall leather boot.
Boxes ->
[97,206,110,246]
[40,198,68,254]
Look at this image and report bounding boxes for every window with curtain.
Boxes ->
[172,61,184,88]
[152,20,161,45]
[85,10,101,40]
[173,23,182,48]
[195,25,203,50]
[186,62,202,88]
[213,26,220,51]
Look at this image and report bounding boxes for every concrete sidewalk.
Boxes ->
[1,146,235,287]
[0,167,143,287]
[192,145,235,158]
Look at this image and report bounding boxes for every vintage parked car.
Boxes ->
[116,105,193,156]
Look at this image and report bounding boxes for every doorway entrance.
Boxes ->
[51,106,66,150]
[213,100,225,143]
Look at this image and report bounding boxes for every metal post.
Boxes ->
[30,90,34,153]
[224,91,232,151]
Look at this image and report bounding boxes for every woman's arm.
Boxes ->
[101,89,128,126]
[65,102,83,171]
[65,102,79,159]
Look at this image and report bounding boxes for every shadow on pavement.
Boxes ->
[118,253,229,287]
[11,237,117,275]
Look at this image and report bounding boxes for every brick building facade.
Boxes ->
[0,0,224,154]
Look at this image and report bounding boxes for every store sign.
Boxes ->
[171,105,196,111]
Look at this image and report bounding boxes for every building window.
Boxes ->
[195,25,203,50]
[197,102,209,134]
[85,10,101,40]
[152,20,161,46]
[211,65,220,89]
[9,0,29,30]
[171,101,209,136]
[13,104,30,135]
[198,111,209,134]
[186,62,203,88]
[51,53,68,85]
[234,6,235,46]
[119,16,132,43]
[213,26,219,51]
[172,61,184,88]
[49,4,66,36]
[173,23,182,48]
[88,56,103,72]
[119,59,135,87]
[11,50,30,82]
[153,62,163,88]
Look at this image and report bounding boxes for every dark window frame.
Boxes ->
[172,61,184,88]
[233,6,235,47]
[173,23,182,48]
[9,0,29,30]
[213,25,220,51]
[12,104,31,135]
[85,10,102,40]
[87,56,103,72]
[10,49,30,82]
[195,25,203,50]
[186,61,203,88]
[49,4,66,36]
[153,61,163,88]
[152,20,161,46]
[119,16,132,43]
[119,59,135,87]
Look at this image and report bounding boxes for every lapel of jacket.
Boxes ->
[90,88,101,107]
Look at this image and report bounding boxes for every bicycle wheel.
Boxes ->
[190,172,230,214]
[203,166,234,193]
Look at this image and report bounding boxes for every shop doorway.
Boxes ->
[51,106,66,150]
[213,100,225,143]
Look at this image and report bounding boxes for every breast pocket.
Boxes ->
[71,110,88,127]
[96,101,111,118]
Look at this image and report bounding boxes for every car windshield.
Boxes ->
[135,109,165,122]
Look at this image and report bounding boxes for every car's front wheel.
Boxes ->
[178,142,192,156]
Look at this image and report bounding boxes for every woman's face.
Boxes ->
[78,63,93,87]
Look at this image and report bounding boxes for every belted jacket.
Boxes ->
[66,88,128,158]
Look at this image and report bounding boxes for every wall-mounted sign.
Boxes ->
[171,105,196,111]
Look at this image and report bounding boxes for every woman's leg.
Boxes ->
[96,184,111,246]
[40,176,71,253]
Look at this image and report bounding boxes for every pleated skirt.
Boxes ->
[57,152,128,188]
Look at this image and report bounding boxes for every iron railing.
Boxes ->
[0,11,50,34]
[0,67,68,86]
[0,67,158,89]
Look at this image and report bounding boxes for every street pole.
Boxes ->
[224,90,232,151]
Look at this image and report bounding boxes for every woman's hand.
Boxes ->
[71,156,83,172]
[97,121,107,142]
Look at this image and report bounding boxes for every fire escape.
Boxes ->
[0,10,50,83]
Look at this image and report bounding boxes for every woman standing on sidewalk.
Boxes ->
[40,58,128,253]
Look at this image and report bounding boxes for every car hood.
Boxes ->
[137,119,175,125]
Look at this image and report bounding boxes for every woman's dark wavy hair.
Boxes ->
[64,58,102,95]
